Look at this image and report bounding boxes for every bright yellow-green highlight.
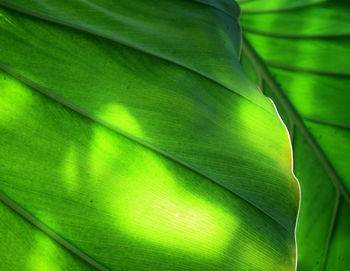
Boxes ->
[238,99,292,173]
[113,156,236,257]
[98,103,143,136]
[61,146,79,192]
[28,233,61,271]
[0,71,32,125]
[89,106,236,258]
[89,127,122,181]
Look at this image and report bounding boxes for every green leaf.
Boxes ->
[0,1,299,270]
[239,0,350,269]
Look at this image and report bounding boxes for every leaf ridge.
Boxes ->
[303,116,350,131]
[0,190,109,271]
[242,26,350,39]
[240,0,327,15]
[320,193,341,271]
[267,62,350,77]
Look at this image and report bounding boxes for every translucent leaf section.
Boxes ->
[0,71,296,270]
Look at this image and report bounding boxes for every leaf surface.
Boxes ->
[0,1,299,270]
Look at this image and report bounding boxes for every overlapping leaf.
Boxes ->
[0,1,299,270]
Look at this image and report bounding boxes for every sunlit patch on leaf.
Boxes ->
[28,233,60,271]
[238,98,292,174]
[112,154,236,258]
[88,108,236,258]
[0,71,32,125]
[61,145,79,192]
[97,103,143,137]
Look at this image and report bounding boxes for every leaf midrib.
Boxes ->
[0,59,298,271]
[0,61,289,232]
[0,191,108,271]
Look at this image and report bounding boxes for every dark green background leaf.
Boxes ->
[239,0,350,269]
